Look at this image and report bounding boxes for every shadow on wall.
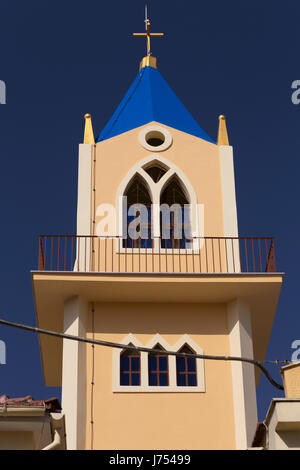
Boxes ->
[91,302,228,335]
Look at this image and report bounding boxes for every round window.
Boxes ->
[139,126,172,152]
[145,131,165,147]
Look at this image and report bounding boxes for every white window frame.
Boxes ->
[138,125,173,152]
[115,155,201,254]
[113,333,205,393]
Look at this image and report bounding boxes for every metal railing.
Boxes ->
[37,235,277,274]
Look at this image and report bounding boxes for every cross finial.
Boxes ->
[133,6,164,57]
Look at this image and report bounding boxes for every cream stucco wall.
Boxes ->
[0,431,34,450]
[84,301,236,450]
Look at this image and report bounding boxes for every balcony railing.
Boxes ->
[37,235,277,274]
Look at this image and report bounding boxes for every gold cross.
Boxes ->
[133,12,164,57]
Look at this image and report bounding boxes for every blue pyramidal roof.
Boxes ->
[97,65,215,144]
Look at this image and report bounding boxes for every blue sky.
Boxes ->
[0,0,299,421]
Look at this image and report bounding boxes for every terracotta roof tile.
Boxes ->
[0,394,61,412]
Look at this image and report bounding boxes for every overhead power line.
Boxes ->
[0,318,284,391]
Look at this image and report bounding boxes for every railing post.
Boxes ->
[266,239,276,272]
[38,237,45,271]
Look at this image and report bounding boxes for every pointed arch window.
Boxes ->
[148,344,169,386]
[144,162,168,183]
[160,176,192,249]
[120,344,141,386]
[123,174,152,248]
[117,155,199,252]
[176,345,197,386]
[114,334,205,392]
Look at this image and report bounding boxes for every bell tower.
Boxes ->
[33,16,283,450]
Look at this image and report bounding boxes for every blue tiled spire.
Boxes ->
[97,66,215,144]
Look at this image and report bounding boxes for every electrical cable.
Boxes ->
[0,317,284,391]
[264,360,289,365]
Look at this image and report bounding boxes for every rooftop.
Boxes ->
[0,394,61,413]
[97,66,215,144]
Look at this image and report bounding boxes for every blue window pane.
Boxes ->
[161,237,192,249]
[180,238,187,249]
[183,208,191,239]
[120,372,129,386]
[131,357,140,372]
[120,357,129,370]
[141,238,152,248]
[123,205,153,249]
[164,238,171,249]
[177,373,186,386]
[159,373,168,386]
[187,357,196,372]
[148,355,157,370]
[188,374,197,386]
[160,206,192,249]
[149,373,158,386]
[131,373,140,386]
[159,356,168,370]
[176,357,186,372]
[123,237,153,249]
